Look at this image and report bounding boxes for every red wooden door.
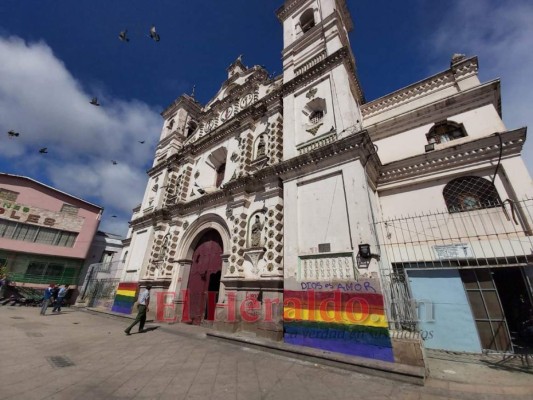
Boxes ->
[186,230,223,324]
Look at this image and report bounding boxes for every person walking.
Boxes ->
[0,275,6,299]
[52,284,69,313]
[124,285,152,335]
[40,283,55,315]
[51,285,60,304]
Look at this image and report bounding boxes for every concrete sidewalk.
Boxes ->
[0,306,532,399]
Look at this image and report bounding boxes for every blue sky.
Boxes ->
[1,0,532,236]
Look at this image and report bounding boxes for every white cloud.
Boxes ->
[0,36,162,236]
[427,0,533,172]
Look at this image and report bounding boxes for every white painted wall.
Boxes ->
[284,158,381,281]
[297,172,351,253]
[122,228,152,282]
[374,105,506,164]
[284,66,361,160]
[378,168,511,220]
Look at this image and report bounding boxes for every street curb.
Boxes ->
[206,331,427,386]
[77,306,154,322]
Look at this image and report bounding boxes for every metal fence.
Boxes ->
[375,198,533,330]
[81,278,120,308]
[90,260,123,276]
[9,269,79,286]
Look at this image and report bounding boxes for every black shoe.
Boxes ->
[124,330,131,336]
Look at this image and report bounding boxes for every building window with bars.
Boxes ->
[303,97,327,128]
[443,176,501,213]
[310,110,324,124]
[427,121,467,144]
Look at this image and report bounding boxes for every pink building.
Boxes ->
[0,173,102,289]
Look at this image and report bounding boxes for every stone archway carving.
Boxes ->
[173,214,231,324]
[177,213,231,261]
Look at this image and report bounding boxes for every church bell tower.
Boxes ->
[276,0,364,159]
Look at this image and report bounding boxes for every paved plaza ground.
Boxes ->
[0,306,532,400]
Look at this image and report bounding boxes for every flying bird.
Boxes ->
[112,160,117,165]
[90,97,100,106]
[138,140,145,144]
[39,148,48,154]
[111,215,117,218]
[7,130,20,138]
[118,30,129,42]
[149,25,160,42]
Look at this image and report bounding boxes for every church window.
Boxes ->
[427,121,466,144]
[310,110,324,124]
[443,176,501,213]
[186,121,198,137]
[300,9,316,33]
[207,147,228,189]
[215,163,226,188]
[303,97,327,124]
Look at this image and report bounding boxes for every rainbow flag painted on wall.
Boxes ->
[111,282,138,314]
[283,283,395,363]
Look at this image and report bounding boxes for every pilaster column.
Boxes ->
[173,259,192,322]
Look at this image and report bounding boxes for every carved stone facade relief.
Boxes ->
[263,204,284,274]
[228,208,248,276]
[145,226,182,281]
[249,214,264,248]
[256,135,266,158]
[267,116,284,164]
[298,254,357,281]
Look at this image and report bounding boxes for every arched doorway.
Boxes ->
[186,229,223,324]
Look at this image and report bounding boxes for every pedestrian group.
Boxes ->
[40,283,69,315]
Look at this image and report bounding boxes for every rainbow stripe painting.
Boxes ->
[283,277,394,362]
[111,282,138,314]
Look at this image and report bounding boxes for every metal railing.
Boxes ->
[375,198,533,331]
[376,199,533,269]
[90,260,123,274]
[9,270,79,286]
[81,278,120,308]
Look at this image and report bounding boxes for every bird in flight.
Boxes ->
[138,140,145,144]
[112,160,117,165]
[118,30,129,42]
[7,130,20,138]
[149,25,160,42]
[90,97,100,106]
[111,215,117,218]
[39,148,48,154]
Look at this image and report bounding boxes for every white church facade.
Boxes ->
[117,0,533,365]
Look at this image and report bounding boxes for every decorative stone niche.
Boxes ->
[248,213,265,248]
